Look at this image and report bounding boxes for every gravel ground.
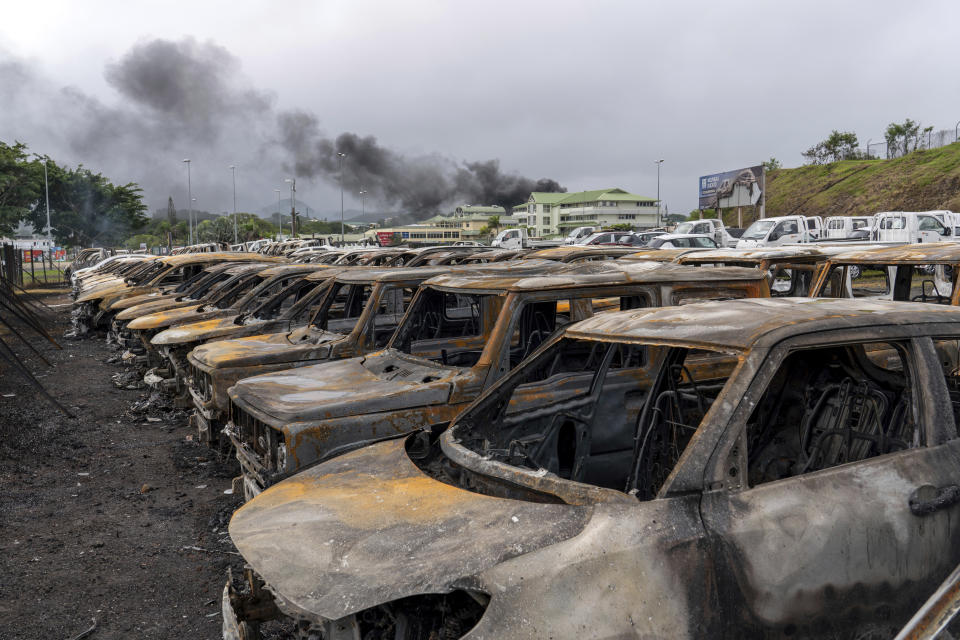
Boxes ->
[0,292,246,640]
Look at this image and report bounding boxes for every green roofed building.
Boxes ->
[511,188,659,237]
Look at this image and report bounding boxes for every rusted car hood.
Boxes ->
[107,290,173,311]
[191,327,343,369]
[115,297,198,321]
[231,353,457,423]
[75,282,133,303]
[230,437,591,621]
[127,304,223,331]
[150,315,248,346]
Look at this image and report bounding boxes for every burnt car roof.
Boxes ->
[677,246,829,263]
[825,241,960,264]
[524,246,640,260]
[424,261,767,293]
[334,265,472,284]
[254,263,329,278]
[566,298,960,351]
[158,251,278,266]
[618,248,702,262]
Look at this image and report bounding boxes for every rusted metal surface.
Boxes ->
[523,245,643,262]
[230,297,960,637]
[825,241,960,264]
[895,559,960,640]
[617,247,703,262]
[226,263,770,496]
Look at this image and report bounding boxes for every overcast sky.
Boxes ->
[2,0,959,219]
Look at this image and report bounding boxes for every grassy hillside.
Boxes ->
[764,141,960,221]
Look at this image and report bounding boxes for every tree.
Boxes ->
[762,157,782,172]
[610,223,634,231]
[0,141,42,235]
[166,196,177,226]
[885,119,922,158]
[487,215,501,231]
[802,130,862,165]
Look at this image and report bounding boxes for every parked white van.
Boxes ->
[872,212,954,243]
[824,216,874,239]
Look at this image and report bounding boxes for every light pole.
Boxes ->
[182,159,193,244]
[284,178,297,238]
[229,165,238,244]
[337,151,347,243]
[654,159,664,227]
[42,158,52,245]
[274,188,282,240]
[359,186,367,220]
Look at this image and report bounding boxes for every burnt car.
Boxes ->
[523,245,646,262]
[677,246,839,296]
[810,242,960,304]
[225,262,770,498]
[109,262,275,349]
[227,298,960,638]
[145,264,340,395]
[72,252,279,333]
[187,265,458,447]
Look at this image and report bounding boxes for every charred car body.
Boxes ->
[225,262,770,498]
[188,265,464,447]
[227,298,960,638]
[811,241,960,304]
[72,252,274,334]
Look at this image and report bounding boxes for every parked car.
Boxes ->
[227,298,960,638]
[647,233,718,249]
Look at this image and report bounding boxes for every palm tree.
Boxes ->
[487,215,501,231]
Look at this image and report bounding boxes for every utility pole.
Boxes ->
[42,158,52,245]
[183,159,193,244]
[337,152,347,243]
[359,186,367,220]
[654,159,664,228]
[229,165,238,244]
[284,178,297,237]
[274,189,282,240]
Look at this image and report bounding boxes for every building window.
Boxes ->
[541,217,549,225]
[543,205,551,212]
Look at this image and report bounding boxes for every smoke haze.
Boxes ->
[0,37,563,218]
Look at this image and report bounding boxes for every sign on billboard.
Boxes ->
[698,165,764,210]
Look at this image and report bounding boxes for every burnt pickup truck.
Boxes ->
[225,262,770,499]
[227,298,960,639]
[187,266,450,446]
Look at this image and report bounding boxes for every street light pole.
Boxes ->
[229,165,238,244]
[359,186,367,220]
[337,152,347,243]
[654,159,664,228]
[182,159,193,245]
[274,188,282,240]
[42,158,52,244]
[284,178,297,238]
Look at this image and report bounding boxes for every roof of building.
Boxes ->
[566,298,960,351]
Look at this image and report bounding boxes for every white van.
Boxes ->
[824,216,874,239]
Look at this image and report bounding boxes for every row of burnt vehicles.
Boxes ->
[70,241,960,639]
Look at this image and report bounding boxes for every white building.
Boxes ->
[511,188,659,238]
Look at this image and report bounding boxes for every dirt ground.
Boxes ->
[0,292,245,640]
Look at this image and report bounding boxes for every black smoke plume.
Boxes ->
[0,37,564,218]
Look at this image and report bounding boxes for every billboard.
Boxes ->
[698,165,764,210]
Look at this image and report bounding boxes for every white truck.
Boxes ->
[491,227,561,250]
[824,216,874,239]
[736,215,823,248]
[872,211,955,243]
[673,219,741,248]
